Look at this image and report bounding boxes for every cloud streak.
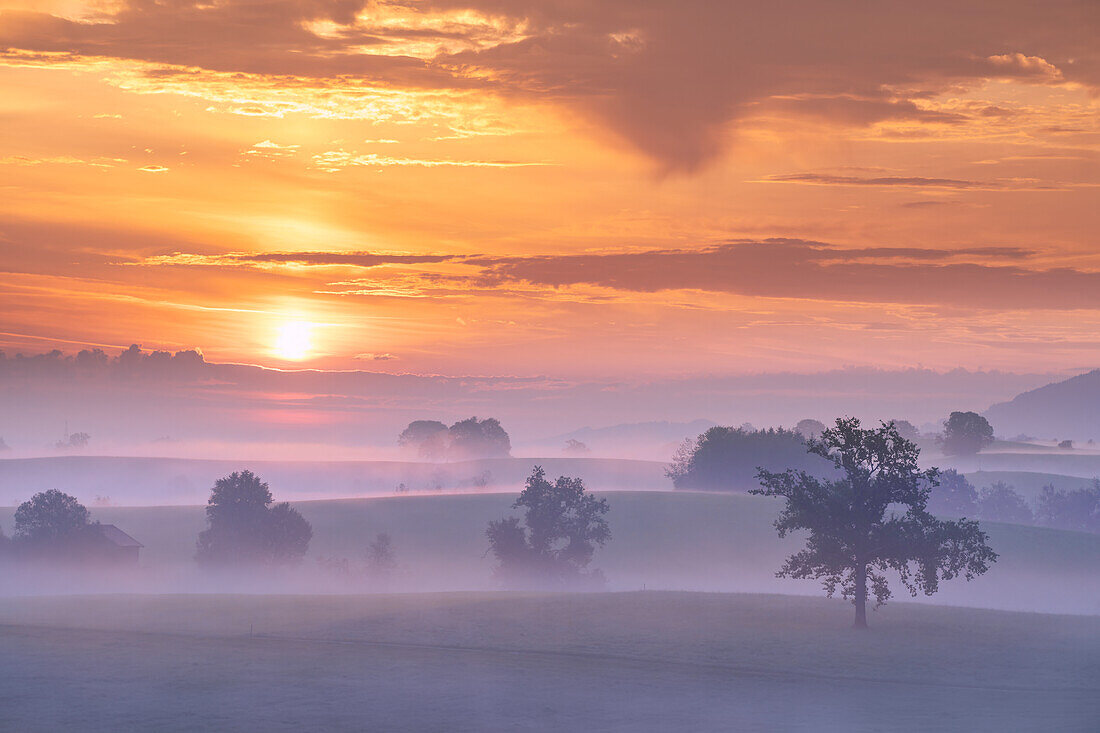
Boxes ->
[466,239,1099,310]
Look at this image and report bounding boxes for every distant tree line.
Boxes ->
[927,470,1100,533]
[398,417,511,461]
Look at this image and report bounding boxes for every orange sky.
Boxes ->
[2,1,1099,377]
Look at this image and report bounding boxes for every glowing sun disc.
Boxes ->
[274,321,312,360]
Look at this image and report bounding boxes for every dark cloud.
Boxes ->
[466,239,1097,310]
[2,1,1097,171]
[766,174,989,189]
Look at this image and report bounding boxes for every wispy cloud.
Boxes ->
[310,150,552,172]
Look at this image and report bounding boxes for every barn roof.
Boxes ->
[96,524,143,548]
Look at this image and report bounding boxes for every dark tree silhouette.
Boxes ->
[12,489,98,559]
[449,417,511,459]
[562,438,591,455]
[55,432,90,451]
[486,466,610,588]
[977,482,1034,524]
[366,533,398,576]
[14,489,91,544]
[667,426,834,491]
[795,419,827,439]
[752,418,997,628]
[889,419,921,442]
[397,417,512,460]
[927,469,978,516]
[940,411,994,456]
[1036,482,1100,533]
[196,470,312,565]
[397,420,449,461]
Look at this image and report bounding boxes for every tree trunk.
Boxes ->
[854,562,868,629]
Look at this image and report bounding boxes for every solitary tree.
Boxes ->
[752,418,997,628]
[14,489,91,543]
[487,466,610,588]
[366,533,398,576]
[940,411,994,456]
[196,470,312,565]
[11,489,100,560]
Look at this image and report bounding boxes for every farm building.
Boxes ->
[90,524,143,564]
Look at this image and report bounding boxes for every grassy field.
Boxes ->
[0,592,1096,732]
[3,491,1098,614]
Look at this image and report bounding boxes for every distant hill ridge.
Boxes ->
[985,368,1100,440]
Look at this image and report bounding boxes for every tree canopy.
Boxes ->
[397,420,449,461]
[1036,482,1100,533]
[752,418,997,628]
[940,411,994,456]
[926,469,978,516]
[196,470,312,565]
[976,482,1034,524]
[11,489,100,560]
[667,426,835,491]
[14,489,91,544]
[448,417,511,459]
[486,466,610,588]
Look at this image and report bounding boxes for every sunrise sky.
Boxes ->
[2,1,1099,378]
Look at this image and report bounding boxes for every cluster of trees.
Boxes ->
[928,470,1100,532]
[486,466,610,589]
[55,431,90,451]
[667,426,835,491]
[562,438,591,455]
[752,418,998,628]
[195,471,312,565]
[398,417,511,461]
[0,344,208,379]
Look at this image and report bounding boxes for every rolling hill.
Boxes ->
[0,455,670,506]
[986,369,1100,441]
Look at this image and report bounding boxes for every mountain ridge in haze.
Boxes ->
[985,369,1100,441]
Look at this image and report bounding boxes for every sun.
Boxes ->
[274,321,313,361]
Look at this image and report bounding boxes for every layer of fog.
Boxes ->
[3,493,1096,617]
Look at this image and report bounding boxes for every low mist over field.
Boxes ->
[4,0,1100,728]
